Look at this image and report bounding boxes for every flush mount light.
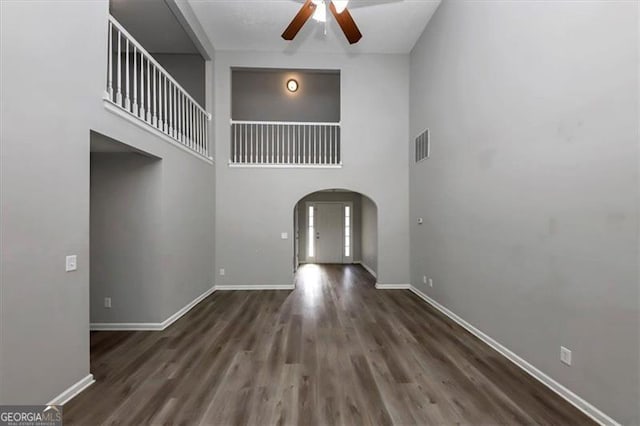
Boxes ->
[286,79,299,92]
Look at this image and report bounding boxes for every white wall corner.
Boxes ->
[356,261,377,279]
[408,285,620,426]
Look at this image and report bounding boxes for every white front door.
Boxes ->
[315,203,345,263]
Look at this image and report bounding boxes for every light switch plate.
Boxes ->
[65,255,77,272]
[281,232,288,240]
[560,346,572,366]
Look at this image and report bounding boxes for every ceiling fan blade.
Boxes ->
[282,0,317,40]
[328,2,362,44]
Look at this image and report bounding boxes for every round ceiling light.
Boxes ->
[286,79,299,92]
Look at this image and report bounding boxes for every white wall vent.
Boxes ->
[415,129,430,162]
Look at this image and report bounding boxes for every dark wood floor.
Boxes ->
[65,264,593,425]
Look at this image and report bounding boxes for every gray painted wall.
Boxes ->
[1,0,104,405]
[154,53,206,106]
[1,0,215,404]
[296,191,362,262]
[215,50,410,288]
[361,195,378,276]
[232,69,340,122]
[90,152,163,323]
[409,1,639,424]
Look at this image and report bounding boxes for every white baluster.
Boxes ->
[302,126,306,164]
[324,126,328,164]
[132,46,137,116]
[185,96,189,147]
[152,66,157,127]
[125,39,130,110]
[232,124,237,163]
[146,57,151,123]
[198,111,201,154]
[168,84,172,137]
[116,30,122,105]
[270,125,274,163]
[107,22,113,100]
[139,55,145,119]
[188,102,192,148]
[261,124,264,164]
[178,93,182,142]
[163,77,168,133]
[244,123,247,163]
[158,73,163,130]
[329,126,333,164]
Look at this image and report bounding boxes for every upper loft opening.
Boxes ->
[109,0,205,106]
[231,68,340,123]
[229,68,341,167]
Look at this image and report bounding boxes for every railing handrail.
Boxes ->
[108,14,210,119]
[230,119,340,127]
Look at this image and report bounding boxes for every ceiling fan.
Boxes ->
[282,0,363,45]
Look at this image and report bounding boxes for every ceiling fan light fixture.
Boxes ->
[312,0,327,22]
[332,0,349,14]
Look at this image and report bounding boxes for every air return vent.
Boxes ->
[415,129,430,162]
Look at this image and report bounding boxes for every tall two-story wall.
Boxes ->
[1,0,215,404]
[214,51,410,287]
[409,1,639,423]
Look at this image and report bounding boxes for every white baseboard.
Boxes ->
[214,284,295,291]
[355,261,378,279]
[48,374,94,406]
[374,283,411,290]
[90,285,216,331]
[407,285,620,426]
[90,322,165,331]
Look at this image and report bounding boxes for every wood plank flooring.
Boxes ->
[64,264,594,425]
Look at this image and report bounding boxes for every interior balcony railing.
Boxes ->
[229,120,341,167]
[104,15,211,159]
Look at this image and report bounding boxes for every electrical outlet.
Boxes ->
[429,278,434,288]
[104,297,112,309]
[281,232,288,240]
[560,346,572,366]
[423,275,427,284]
[65,255,77,272]
[219,268,225,276]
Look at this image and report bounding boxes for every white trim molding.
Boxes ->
[355,261,377,279]
[90,286,216,331]
[103,100,214,165]
[406,285,620,426]
[214,284,295,291]
[48,374,95,406]
[228,163,342,169]
[374,283,411,290]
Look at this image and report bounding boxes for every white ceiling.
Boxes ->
[187,0,441,54]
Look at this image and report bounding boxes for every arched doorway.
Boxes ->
[292,188,378,282]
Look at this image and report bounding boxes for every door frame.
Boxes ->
[305,201,353,264]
